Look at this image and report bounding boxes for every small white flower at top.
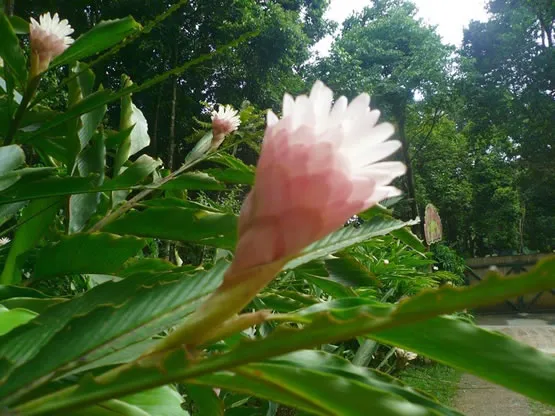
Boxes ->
[0,237,11,246]
[30,12,74,75]
[210,105,240,150]
[383,259,390,265]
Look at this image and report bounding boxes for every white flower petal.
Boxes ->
[346,92,370,120]
[30,12,74,73]
[267,110,279,127]
[282,93,295,117]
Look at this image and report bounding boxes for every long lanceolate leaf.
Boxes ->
[51,17,142,68]
[33,233,146,279]
[0,261,228,406]
[11,257,555,415]
[285,216,420,270]
[0,12,28,88]
[20,31,258,144]
[190,350,462,416]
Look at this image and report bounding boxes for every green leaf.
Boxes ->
[105,126,135,150]
[69,134,106,233]
[391,227,426,253]
[8,16,29,34]
[64,339,159,377]
[33,233,146,279]
[52,17,142,68]
[109,155,162,188]
[0,261,227,405]
[204,168,254,186]
[71,386,188,416]
[114,75,149,174]
[324,254,378,288]
[68,399,152,416]
[118,387,186,416]
[0,167,173,204]
[0,75,23,104]
[0,167,57,193]
[75,61,96,97]
[14,259,555,414]
[292,262,357,298]
[31,136,79,167]
[0,305,37,336]
[160,172,225,191]
[0,197,61,285]
[0,145,24,175]
[104,207,237,250]
[0,12,27,88]
[184,132,212,164]
[125,103,150,158]
[0,201,26,227]
[78,95,107,150]
[0,285,49,302]
[117,258,176,278]
[0,175,102,204]
[285,217,418,270]
[209,153,255,175]
[190,351,461,416]
[391,255,555,319]
[185,385,223,416]
[140,198,222,212]
[70,387,187,416]
[23,89,115,144]
[0,297,67,314]
[257,291,318,313]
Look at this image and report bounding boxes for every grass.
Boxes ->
[398,362,462,406]
[529,400,555,416]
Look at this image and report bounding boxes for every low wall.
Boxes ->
[465,254,555,313]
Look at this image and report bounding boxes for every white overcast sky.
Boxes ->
[314,0,490,55]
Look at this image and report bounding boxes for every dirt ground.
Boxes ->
[453,314,555,416]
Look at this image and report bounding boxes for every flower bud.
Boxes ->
[30,12,74,76]
[226,80,406,282]
[210,105,240,151]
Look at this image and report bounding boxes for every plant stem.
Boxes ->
[88,135,244,232]
[151,259,286,353]
[89,161,193,232]
[4,76,41,146]
[4,0,14,16]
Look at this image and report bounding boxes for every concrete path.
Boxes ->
[454,313,555,416]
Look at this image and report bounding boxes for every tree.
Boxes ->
[314,0,453,225]
[459,0,555,252]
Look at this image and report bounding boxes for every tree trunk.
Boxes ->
[166,40,178,171]
[167,77,177,171]
[151,85,163,157]
[4,0,14,15]
[396,106,421,235]
[163,42,179,262]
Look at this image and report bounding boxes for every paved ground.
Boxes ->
[454,313,555,416]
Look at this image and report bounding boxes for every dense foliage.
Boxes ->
[0,0,553,415]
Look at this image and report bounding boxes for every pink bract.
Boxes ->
[227,81,406,278]
[30,12,74,74]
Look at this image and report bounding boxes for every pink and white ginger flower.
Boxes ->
[153,83,406,350]
[211,104,240,150]
[226,81,406,279]
[30,12,74,75]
